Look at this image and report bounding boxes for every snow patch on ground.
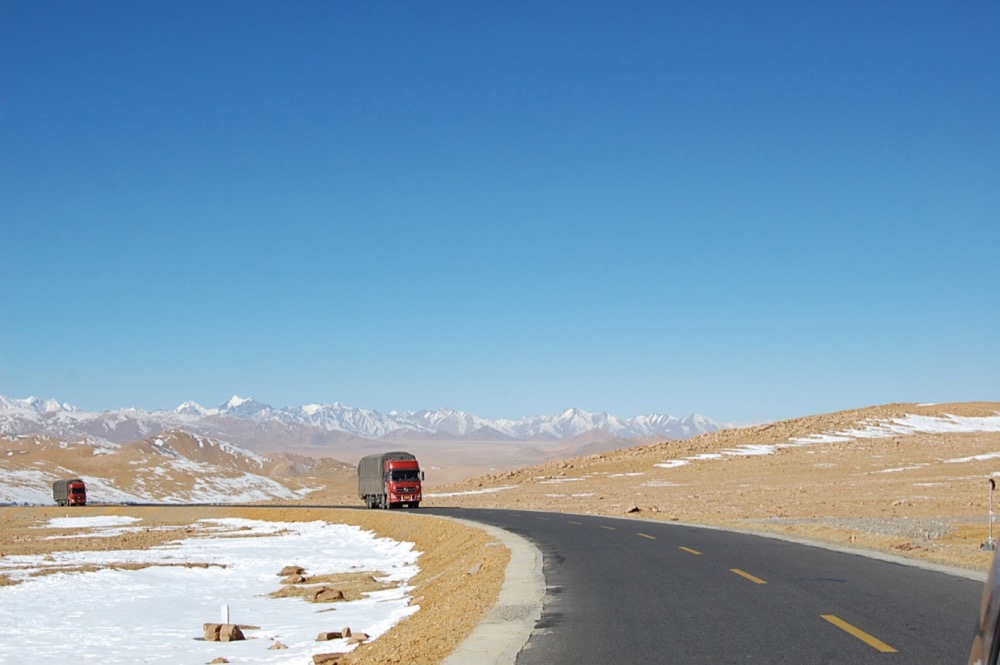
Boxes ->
[539,477,585,484]
[875,464,931,474]
[946,452,1000,464]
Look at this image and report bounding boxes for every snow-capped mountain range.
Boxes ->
[0,394,721,445]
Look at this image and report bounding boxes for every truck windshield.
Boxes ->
[390,470,419,481]
[70,487,85,494]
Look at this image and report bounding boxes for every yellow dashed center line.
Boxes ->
[730,568,767,584]
[637,532,655,540]
[679,546,702,555]
[821,614,898,653]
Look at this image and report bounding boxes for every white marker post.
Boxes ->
[985,479,996,552]
[221,604,230,624]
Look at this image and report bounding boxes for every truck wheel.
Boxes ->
[412,502,419,509]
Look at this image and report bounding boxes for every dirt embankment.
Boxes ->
[0,505,509,665]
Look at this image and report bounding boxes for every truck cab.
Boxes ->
[384,458,423,508]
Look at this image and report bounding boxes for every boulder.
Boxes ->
[269,641,288,650]
[219,624,245,642]
[311,587,345,602]
[203,623,222,641]
[313,653,346,664]
[278,565,305,576]
[347,632,369,645]
[316,631,343,641]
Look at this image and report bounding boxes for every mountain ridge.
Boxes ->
[0,393,723,444]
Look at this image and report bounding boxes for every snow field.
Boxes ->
[0,516,420,664]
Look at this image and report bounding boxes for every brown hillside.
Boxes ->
[426,402,1000,572]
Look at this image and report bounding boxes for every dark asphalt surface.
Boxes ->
[423,507,982,664]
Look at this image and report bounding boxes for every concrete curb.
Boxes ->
[440,517,544,665]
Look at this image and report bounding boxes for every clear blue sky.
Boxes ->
[2,1,997,423]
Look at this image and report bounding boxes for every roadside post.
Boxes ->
[984,478,996,551]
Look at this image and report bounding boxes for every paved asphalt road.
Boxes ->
[425,507,982,664]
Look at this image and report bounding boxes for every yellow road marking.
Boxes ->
[821,615,897,653]
[637,532,655,540]
[600,525,616,531]
[679,546,702,555]
[730,568,767,584]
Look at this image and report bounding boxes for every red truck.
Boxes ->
[358,451,424,509]
[53,478,87,506]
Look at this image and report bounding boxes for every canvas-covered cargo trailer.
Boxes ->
[358,451,423,509]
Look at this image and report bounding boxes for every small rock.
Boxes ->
[316,631,344,641]
[282,574,307,584]
[278,565,305,576]
[269,641,288,650]
[342,626,352,638]
[313,653,346,664]
[625,504,641,513]
[208,659,229,664]
[347,632,369,645]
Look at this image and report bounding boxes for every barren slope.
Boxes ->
[428,402,1000,572]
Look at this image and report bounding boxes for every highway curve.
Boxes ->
[425,507,982,664]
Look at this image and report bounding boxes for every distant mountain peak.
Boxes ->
[15,396,77,414]
[216,395,271,418]
[223,395,252,409]
[174,401,216,417]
